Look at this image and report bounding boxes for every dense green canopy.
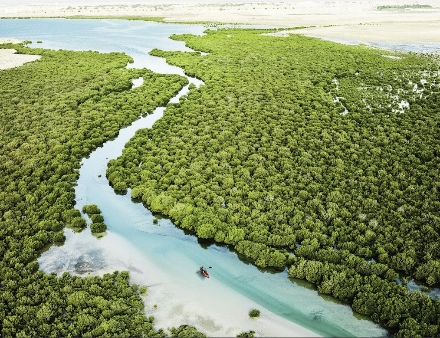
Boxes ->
[107,29,440,337]
[0,42,188,337]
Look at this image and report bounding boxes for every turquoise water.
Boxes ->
[0,18,204,71]
[2,19,389,337]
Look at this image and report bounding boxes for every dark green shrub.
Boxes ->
[249,309,260,318]
[53,232,66,243]
[169,325,206,338]
[70,216,87,230]
[82,204,101,215]
[90,214,104,223]
[90,222,107,233]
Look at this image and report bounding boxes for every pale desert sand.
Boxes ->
[0,38,40,69]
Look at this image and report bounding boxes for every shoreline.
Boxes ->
[1,25,315,336]
[2,0,440,69]
[0,0,439,44]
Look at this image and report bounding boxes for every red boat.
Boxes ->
[200,266,209,278]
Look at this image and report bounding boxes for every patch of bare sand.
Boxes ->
[270,21,440,45]
[0,47,40,70]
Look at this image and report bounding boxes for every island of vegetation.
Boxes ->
[82,204,107,234]
[106,29,440,337]
[248,309,261,318]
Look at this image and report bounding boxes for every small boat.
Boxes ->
[200,266,209,278]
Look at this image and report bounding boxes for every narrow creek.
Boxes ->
[1,18,388,337]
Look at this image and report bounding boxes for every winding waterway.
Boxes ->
[1,19,390,337]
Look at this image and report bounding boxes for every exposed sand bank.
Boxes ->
[0,46,40,70]
[284,21,440,45]
[0,1,439,23]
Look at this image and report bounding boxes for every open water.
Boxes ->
[1,18,390,337]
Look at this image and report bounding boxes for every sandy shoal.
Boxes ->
[110,232,320,337]
[0,48,40,70]
[0,38,40,69]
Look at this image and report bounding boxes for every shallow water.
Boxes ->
[2,18,389,337]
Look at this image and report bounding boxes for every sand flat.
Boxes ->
[39,228,320,337]
[0,38,40,70]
